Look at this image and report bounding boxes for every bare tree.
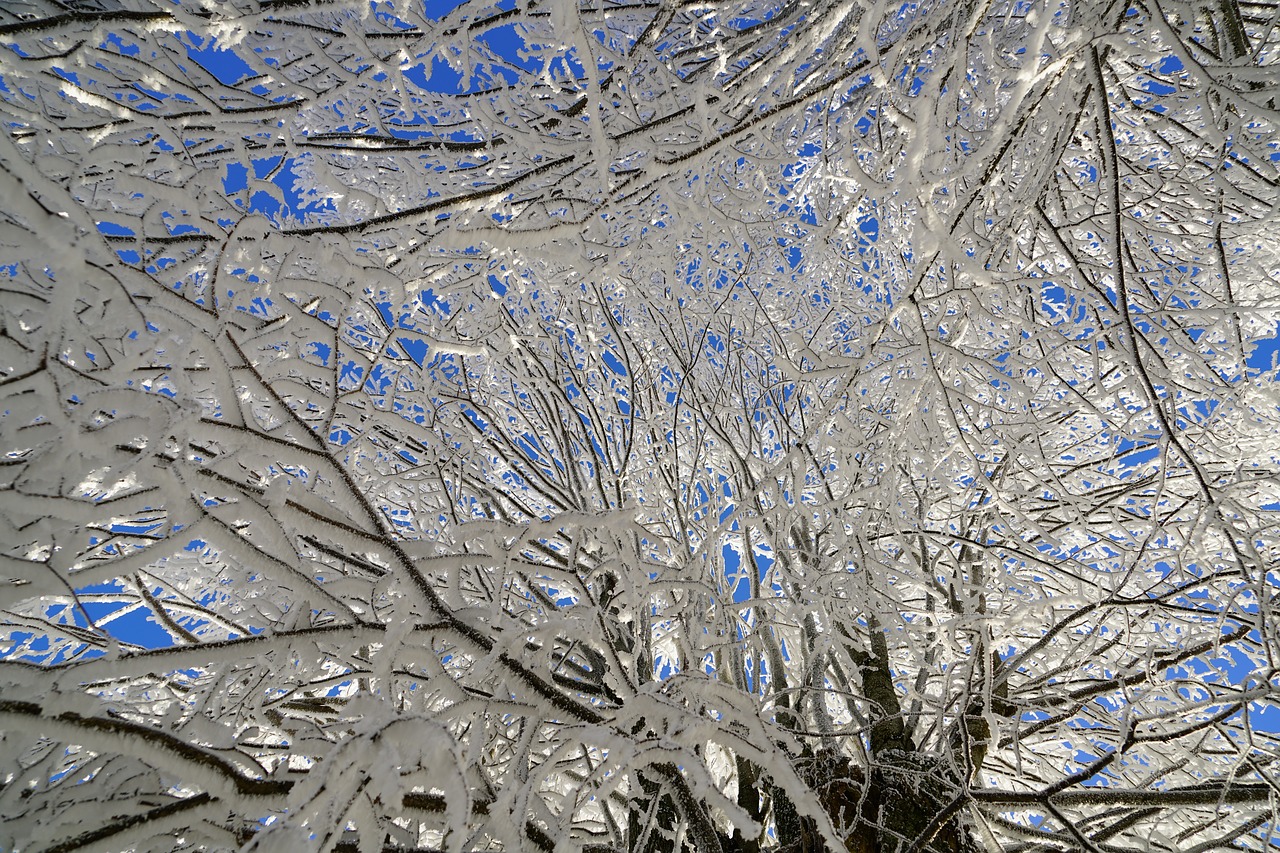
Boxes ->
[2,1,1279,851]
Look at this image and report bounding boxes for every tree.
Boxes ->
[1,0,1278,850]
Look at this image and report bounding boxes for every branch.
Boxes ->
[971,782,1275,807]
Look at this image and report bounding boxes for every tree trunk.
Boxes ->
[776,752,978,853]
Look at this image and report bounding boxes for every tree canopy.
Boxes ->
[1,0,1279,851]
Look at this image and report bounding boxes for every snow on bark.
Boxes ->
[1,1,1278,851]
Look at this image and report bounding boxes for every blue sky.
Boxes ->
[3,1,1279,797]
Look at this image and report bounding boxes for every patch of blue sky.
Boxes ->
[373,298,401,331]
[1154,50,1190,83]
[225,154,336,225]
[572,420,611,469]
[370,1,417,31]
[4,632,62,666]
[1175,399,1220,429]
[102,514,160,537]
[423,0,469,19]
[363,363,398,397]
[223,161,249,195]
[726,3,780,30]
[252,48,281,71]
[601,349,627,377]
[1062,749,1119,788]
[393,335,428,366]
[96,220,135,237]
[1114,437,1160,469]
[403,57,466,94]
[236,295,273,319]
[541,48,588,82]
[162,212,202,236]
[108,89,159,110]
[50,66,82,87]
[183,33,256,86]
[1168,648,1264,692]
[461,405,490,434]
[1139,75,1176,96]
[98,603,176,650]
[1246,322,1280,375]
[513,433,545,464]
[101,33,141,57]
[401,14,583,91]
[338,359,365,391]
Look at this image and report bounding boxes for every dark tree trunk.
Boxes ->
[630,770,681,853]
[690,751,980,853]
